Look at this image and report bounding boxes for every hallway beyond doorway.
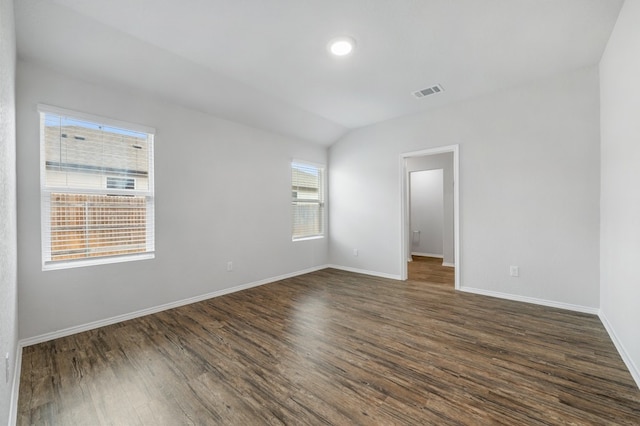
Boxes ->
[408,255,454,285]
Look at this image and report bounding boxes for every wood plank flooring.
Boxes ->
[18,268,640,425]
[408,255,455,285]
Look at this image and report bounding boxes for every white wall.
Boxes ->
[406,152,454,265]
[16,61,328,340]
[329,66,601,309]
[599,0,640,387]
[410,170,444,257]
[0,0,18,423]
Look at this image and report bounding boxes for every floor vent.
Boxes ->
[413,84,444,99]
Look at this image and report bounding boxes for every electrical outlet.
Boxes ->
[227,261,233,272]
[353,249,359,256]
[510,265,519,277]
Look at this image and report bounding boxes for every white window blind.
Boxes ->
[291,161,325,240]
[39,105,155,270]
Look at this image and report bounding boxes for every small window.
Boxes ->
[39,105,155,270]
[291,161,325,240]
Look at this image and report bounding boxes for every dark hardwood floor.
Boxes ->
[18,267,640,425]
[408,255,455,285]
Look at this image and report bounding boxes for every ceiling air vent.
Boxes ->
[413,84,444,99]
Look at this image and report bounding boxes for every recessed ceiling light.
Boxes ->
[328,36,355,57]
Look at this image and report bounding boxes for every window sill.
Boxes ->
[43,252,155,271]
[292,235,325,242]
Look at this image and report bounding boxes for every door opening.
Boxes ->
[400,145,460,289]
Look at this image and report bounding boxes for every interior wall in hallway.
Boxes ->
[410,169,444,258]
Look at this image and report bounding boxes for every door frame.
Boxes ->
[399,145,460,289]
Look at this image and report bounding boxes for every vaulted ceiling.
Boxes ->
[15,0,623,145]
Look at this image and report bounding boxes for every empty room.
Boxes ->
[1,0,640,424]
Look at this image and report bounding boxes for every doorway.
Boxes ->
[400,145,460,289]
[409,169,444,259]
[408,169,454,285]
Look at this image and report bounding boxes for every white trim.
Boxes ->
[441,262,455,268]
[20,265,328,347]
[411,252,443,258]
[43,252,155,271]
[400,145,460,290]
[291,158,325,170]
[599,311,640,389]
[459,286,599,315]
[292,235,324,242]
[327,264,401,280]
[37,103,156,135]
[8,344,22,426]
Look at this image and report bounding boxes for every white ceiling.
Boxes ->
[15,0,623,145]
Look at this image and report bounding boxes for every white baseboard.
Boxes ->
[8,344,22,426]
[327,264,401,280]
[459,286,599,315]
[442,262,455,268]
[460,287,638,389]
[19,265,329,348]
[411,252,443,258]
[599,311,640,389]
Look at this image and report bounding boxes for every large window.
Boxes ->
[39,105,155,270]
[291,161,325,240]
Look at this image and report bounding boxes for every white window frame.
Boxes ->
[291,159,326,241]
[39,104,155,270]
